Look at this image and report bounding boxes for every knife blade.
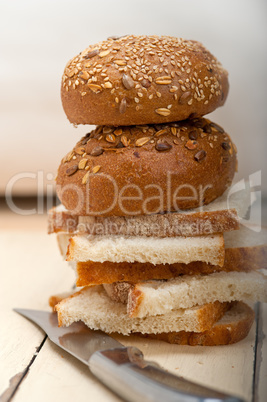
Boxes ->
[14,308,244,402]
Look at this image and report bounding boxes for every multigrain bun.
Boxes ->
[56,117,237,216]
[61,35,229,126]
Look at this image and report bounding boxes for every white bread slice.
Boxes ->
[57,226,267,286]
[65,233,225,266]
[48,184,252,237]
[52,292,254,346]
[75,226,267,286]
[55,286,230,334]
[141,302,255,346]
[106,271,267,318]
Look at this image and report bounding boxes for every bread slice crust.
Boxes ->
[140,302,255,346]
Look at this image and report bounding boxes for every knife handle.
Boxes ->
[88,346,244,402]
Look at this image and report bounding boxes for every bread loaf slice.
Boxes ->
[51,291,254,346]
[66,233,225,266]
[141,302,255,346]
[48,184,251,237]
[106,271,267,318]
[67,226,267,286]
[55,286,231,334]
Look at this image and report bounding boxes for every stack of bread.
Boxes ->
[49,35,267,346]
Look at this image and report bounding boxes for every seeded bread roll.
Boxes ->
[56,118,237,216]
[61,35,228,126]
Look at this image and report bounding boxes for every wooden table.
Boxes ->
[0,214,266,402]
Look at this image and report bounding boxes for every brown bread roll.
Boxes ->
[56,117,237,216]
[61,35,228,126]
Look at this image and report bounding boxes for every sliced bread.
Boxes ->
[51,291,254,346]
[55,286,231,334]
[48,185,252,237]
[69,226,267,286]
[141,302,255,346]
[66,233,225,266]
[106,271,267,318]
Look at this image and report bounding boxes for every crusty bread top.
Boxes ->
[61,35,228,126]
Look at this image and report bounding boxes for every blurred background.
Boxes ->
[1,0,266,225]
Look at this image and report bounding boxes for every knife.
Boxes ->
[14,308,244,402]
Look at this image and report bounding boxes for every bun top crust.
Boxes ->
[56,117,237,217]
[61,35,229,126]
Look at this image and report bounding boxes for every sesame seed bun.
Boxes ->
[56,117,237,216]
[61,35,229,126]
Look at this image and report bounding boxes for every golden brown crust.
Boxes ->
[61,35,228,126]
[56,118,237,216]
[49,295,62,311]
[141,302,254,345]
[195,301,232,332]
[75,242,267,286]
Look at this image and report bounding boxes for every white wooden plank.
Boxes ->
[12,339,122,402]
[0,231,75,396]
[0,310,44,397]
